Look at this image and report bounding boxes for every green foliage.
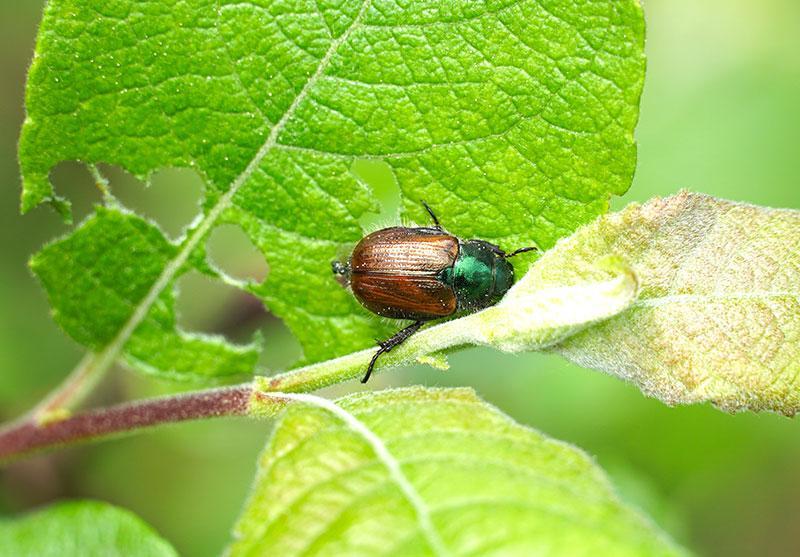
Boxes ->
[4,1,800,556]
[265,192,800,417]
[231,387,685,556]
[31,207,259,381]
[20,0,646,378]
[0,500,177,556]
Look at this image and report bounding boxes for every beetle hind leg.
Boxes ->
[362,320,424,383]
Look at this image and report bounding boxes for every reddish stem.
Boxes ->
[0,384,262,463]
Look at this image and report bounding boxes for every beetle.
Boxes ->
[332,202,537,383]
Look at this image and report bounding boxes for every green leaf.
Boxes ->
[0,500,177,557]
[267,191,800,416]
[20,0,646,377]
[30,207,259,381]
[231,387,685,556]
[542,191,800,415]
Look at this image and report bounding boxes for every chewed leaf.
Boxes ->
[20,0,647,376]
[544,192,800,414]
[231,387,685,556]
[31,208,259,381]
[0,500,177,556]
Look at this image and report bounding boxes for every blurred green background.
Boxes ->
[1,1,799,555]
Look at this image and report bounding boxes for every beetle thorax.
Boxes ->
[439,239,514,312]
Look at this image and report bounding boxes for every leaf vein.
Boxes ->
[279,393,450,557]
[80,0,376,375]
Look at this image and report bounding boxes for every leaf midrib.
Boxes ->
[88,0,374,376]
[633,291,800,309]
[262,393,450,557]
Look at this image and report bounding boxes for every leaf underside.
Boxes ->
[20,0,646,379]
[538,192,800,414]
[230,387,684,556]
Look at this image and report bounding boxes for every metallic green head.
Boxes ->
[438,239,514,313]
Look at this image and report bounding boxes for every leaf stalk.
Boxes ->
[0,384,283,463]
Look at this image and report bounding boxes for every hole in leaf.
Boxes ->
[99,165,204,240]
[176,271,301,371]
[206,224,268,283]
[351,158,401,229]
[177,271,266,345]
[256,315,303,373]
[49,161,104,222]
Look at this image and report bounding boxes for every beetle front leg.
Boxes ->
[487,244,539,258]
[362,320,424,383]
[503,246,538,258]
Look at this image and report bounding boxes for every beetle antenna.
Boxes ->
[362,320,424,383]
[420,200,442,230]
[504,246,539,258]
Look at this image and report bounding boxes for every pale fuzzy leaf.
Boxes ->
[542,191,800,414]
[0,500,177,557]
[20,0,646,378]
[451,255,639,352]
[231,387,684,556]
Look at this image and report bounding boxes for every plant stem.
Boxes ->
[88,164,115,205]
[264,347,378,392]
[0,333,405,462]
[262,317,468,392]
[0,330,447,462]
[0,302,473,461]
[29,352,105,424]
[0,384,288,463]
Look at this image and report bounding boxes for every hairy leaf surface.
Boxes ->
[231,387,684,556]
[20,0,646,377]
[0,500,177,556]
[544,192,800,414]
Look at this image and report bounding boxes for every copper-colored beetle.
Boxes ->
[333,203,536,382]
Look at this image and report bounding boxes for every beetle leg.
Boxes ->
[421,200,442,230]
[486,244,507,257]
[362,320,424,383]
[504,246,539,258]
